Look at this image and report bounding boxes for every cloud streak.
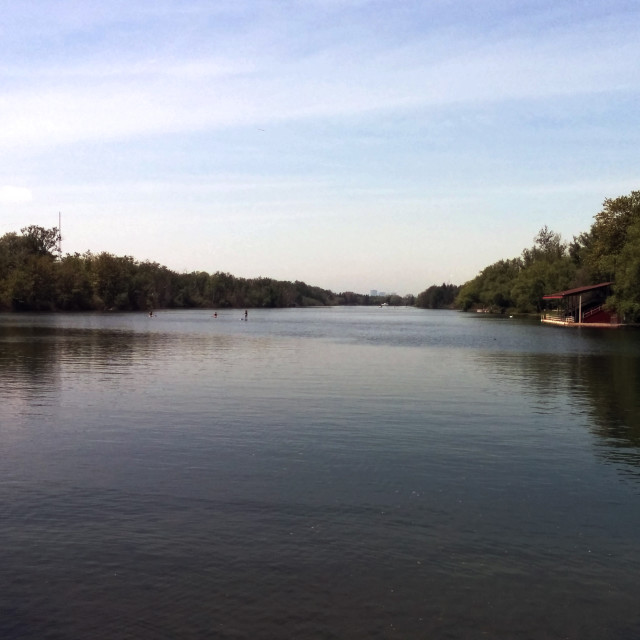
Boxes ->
[2,3,638,149]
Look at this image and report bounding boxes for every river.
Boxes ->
[1,307,639,639]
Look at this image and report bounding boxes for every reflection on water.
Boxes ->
[1,310,640,639]
[475,338,640,474]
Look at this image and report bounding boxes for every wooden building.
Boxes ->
[541,282,620,327]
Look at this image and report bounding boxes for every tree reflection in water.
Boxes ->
[475,331,640,475]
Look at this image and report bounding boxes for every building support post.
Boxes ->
[579,294,582,324]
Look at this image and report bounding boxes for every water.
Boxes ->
[1,307,639,639]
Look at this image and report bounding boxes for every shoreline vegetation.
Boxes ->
[1,190,638,319]
[0,226,415,312]
[452,189,640,323]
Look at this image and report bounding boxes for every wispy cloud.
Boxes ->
[1,2,638,149]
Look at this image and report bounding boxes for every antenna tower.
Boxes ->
[58,211,62,259]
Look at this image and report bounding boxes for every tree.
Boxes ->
[579,191,640,280]
[416,283,460,309]
[605,220,640,322]
[0,227,60,310]
[455,259,522,312]
[455,225,579,313]
[56,253,94,310]
[89,253,137,310]
[20,225,60,257]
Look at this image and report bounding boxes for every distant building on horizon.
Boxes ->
[370,290,378,296]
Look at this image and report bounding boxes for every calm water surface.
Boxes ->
[1,307,639,639]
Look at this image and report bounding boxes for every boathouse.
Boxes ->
[541,282,620,327]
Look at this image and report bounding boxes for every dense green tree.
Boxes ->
[605,220,640,322]
[88,253,137,310]
[0,232,27,271]
[416,283,460,309]
[454,190,640,317]
[568,191,640,320]
[0,225,341,312]
[56,253,94,310]
[511,229,576,312]
[454,224,581,313]
[0,226,60,310]
[20,225,60,257]
[130,261,173,310]
[580,191,640,280]
[456,259,522,312]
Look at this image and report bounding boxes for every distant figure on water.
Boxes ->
[213,312,217,318]
[148,310,154,318]
[244,309,248,321]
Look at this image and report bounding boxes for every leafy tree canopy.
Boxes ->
[0,226,401,312]
[453,189,640,320]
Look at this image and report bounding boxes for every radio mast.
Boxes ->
[58,211,62,259]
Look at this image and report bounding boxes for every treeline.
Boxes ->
[340,291,416,306]
[7,189,638,317]
[0,225,351,311]
[452,190,640,322]
[415,283,460,309]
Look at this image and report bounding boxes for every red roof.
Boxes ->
[542,282,613,300]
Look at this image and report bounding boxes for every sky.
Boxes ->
[1,0,639,295]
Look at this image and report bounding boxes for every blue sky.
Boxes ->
[1,0,638,294]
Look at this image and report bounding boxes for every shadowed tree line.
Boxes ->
[0,227,317,311]
[0,226,417,312]
[415,283,460,309]
[447,190,640,321]
[7,189,638,316]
